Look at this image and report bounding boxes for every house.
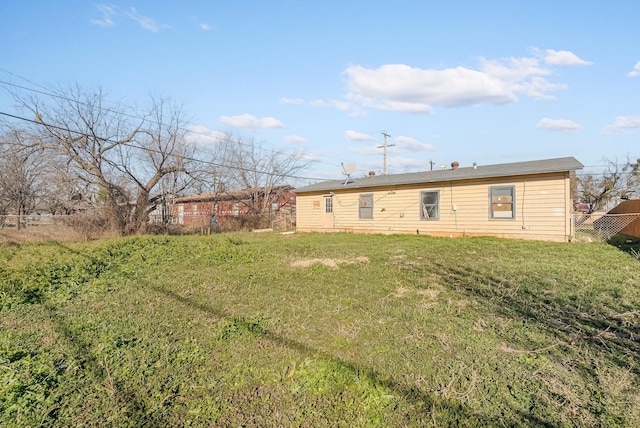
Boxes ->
[170,185,296,229]
[293,157,583,242]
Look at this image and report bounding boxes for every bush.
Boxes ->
[61,211,111,241]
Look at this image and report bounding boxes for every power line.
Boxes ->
[0,70,351,173]
[0,110,328,183]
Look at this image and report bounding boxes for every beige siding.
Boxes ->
[296,172,573,242]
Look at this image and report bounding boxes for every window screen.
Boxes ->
[359,194,373,219]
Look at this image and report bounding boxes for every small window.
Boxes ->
[490,186,515,219]
[232,201,239,216]
[271,201,279,213]
[359,193,373,219]
[420,191,440,220]
[325,197,333,213]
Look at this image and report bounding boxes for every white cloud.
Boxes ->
[481,56,550,81]
[219,113,285,130]
[284,135,308,145]
[346,63,517,112]
[346,130,377,142]
[342,49,584,114]
[536,118,582,134]
[347,135,435,157]
[125,8,160,32]
[186,124,228,147]
[192,17,212,31]
[280,97,305,105]
[394,135,437,152]
[93,5,165,31]
[602,116,640,134]
[309,99,328,107]
[542,49,592,66]
[628,61,640,77]
[91,4,117,27]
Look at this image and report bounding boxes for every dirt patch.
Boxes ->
[290,256,369,269]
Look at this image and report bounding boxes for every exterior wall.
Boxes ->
[170,201,215,227]
[295,172,573,242]
[171,191,297,229]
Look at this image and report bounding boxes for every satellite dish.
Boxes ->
[341,162,356,185]
[341,162,356,175]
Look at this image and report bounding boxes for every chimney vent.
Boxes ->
[451,161,460,170]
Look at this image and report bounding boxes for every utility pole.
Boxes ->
[377,131,395,175]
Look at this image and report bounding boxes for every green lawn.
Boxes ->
[2,232,640,426]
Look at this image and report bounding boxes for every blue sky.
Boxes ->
[1,1,640,184]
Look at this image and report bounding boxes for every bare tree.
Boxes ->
[0,132,50,228]
[8,84,195,235]
[217,135,307,219]
[577,157,640,213]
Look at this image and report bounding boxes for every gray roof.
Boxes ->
[294,156,583,194]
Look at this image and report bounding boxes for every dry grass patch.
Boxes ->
[290,256,369,269]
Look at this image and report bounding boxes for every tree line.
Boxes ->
[0,84,307,234]
[2,83,639,235]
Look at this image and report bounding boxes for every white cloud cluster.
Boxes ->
[186,124,228,147]
[536,118,582,134]
[541,49,593,66]
[394,136,436,152]
[125,7,160,32]
[341,49,590,114]
[284,135,308,145]
[345,130,377,142]
[91,4,116,27]
[219,113,285,130]
[347,134,435,155]
[628,61,640,78]
[602,116,640,134]
[91,4,167,32]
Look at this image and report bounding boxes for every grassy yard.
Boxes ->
[1,232,640,427]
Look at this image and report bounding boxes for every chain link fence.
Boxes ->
[572,212,640,242]
[0,214,61,229]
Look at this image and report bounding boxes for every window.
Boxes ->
[420,191,440,220]
[325,197,333,213]
[232,201,239,216]
[359,193,373,219]
[489,186,515,219]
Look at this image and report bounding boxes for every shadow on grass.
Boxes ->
[42,303,174,426]
[606,233,640,257]
[430,260,640,374]
[150,284,554,426]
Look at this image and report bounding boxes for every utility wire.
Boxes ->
[0,110,328,182]
[0,71,352,172]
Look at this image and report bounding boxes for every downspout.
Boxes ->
[521,178,527,230]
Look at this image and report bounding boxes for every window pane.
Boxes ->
[325,197,333,213]
[420,191,439,220]
[490,186,514,219]
[359,194,373,219]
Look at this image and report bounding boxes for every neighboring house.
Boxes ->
[170,186,296,229]
[293,157,583,242]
